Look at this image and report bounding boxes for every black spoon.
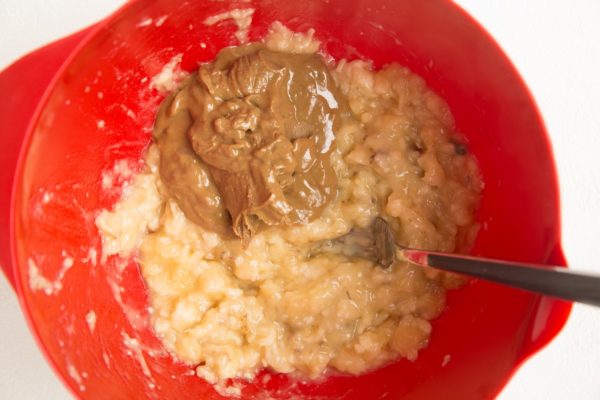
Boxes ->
[316,217,600,307]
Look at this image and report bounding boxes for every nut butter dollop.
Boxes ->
[154,44,345,240]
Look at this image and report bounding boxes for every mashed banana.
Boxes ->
[96,23,482,385]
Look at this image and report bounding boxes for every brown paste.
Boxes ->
[153,44,345,240]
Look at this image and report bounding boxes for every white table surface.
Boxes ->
[1,1,599,399]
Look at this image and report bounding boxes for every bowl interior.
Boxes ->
[12,0,571,398]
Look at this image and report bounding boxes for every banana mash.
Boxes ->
[96,23,482,386]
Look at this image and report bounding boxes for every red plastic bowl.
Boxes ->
[0,0,571,399]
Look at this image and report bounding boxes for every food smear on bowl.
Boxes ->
[203,8,255,44]
[96,22,482,392]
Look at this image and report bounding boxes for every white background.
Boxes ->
[1,0,599,399]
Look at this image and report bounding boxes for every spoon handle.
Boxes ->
[401,249,600,307]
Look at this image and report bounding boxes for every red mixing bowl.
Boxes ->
[0,0,571,399]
